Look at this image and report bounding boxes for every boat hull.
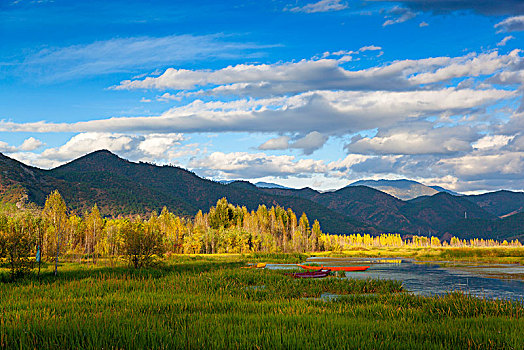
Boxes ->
[297,264,370,272]
[288,269,330,278]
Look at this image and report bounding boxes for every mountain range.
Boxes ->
[1,150,523,241]
[347,179,460,200]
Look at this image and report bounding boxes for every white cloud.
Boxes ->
[258,136,291,150]
[383,7,417,27]
[439,152,524,178]
[190,151,328,179]
[0,137,44,154]
[0,88,513,136]
[473,135,514,150]
[497,35,515,47]
[327,154,371,174]
[0,142,17,154]
[495,16,524,32]
[114,50,522,97]
[291,131,329,154]
[407,49,522,85]
[288,0,348,14]
[258,131,328,154]
[419,21,429,27]
[359,45,382,52]
[12,132,185,168]
[18,137,44,151]
[346,124,476,155]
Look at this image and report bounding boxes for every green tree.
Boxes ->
[0,217,35,280]
[310,220,321,252]
[209,198,235,230]
[85,204,103,264]
[42,190,67,276]
[121,220,164,268]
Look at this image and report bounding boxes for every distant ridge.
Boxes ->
[254,182,292,189]
[218,180,291,190]
[348,179,459,200]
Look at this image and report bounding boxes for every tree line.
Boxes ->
[0,190,521,279]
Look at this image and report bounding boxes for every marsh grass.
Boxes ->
[0,255,523,349]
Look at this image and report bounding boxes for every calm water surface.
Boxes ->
[273,257,524,302]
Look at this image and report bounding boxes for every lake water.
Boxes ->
[269,257,524,302]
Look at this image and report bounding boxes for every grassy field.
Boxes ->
[317,246,524,265]
[1,254,523,349]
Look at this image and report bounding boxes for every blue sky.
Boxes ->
[1,0,524,193]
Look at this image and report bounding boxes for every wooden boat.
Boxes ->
[241,262,267,269]
[287,269,331,279]
[297,264,370,272]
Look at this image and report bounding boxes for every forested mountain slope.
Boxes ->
[0,151,373,234]
[261,186,495,235]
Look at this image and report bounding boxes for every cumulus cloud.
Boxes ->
[327,154,371,174]
[406,49,522,85]
[0,137,44,154]
[18,137,44,151]
[0,88,514,135]
[114,50,522,97]
[190,151,328,179]
[439,152,524,179]
[495,16,524,32]
[0,142,17,154]
[258,131,328,154]
[13,132,185,168]
[291,132,329,154]
[473,135,514,150]
[258,136,291,150]
[287,0,348,13]
[346,123,477,155]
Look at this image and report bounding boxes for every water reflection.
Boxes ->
[305,257,524,302]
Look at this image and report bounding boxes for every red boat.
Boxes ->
[297,264,370,272]
[287,269,331,278]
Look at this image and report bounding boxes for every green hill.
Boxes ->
[261,186,495,236]
[444,212,524,241]
[464,190,524,217]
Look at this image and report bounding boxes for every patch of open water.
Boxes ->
[304,257,524,302]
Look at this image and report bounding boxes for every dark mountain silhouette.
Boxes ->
[261,185,495,235]
[464,190,524,218]
[444,212,524,241]
[347,179,462,200]
[348,179,439,200]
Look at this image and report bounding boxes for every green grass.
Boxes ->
[0,255,523,349]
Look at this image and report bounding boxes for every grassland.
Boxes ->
[319,246,524,265]
[1,254,523,349]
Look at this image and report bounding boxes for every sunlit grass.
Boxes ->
[0,255,523,349]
